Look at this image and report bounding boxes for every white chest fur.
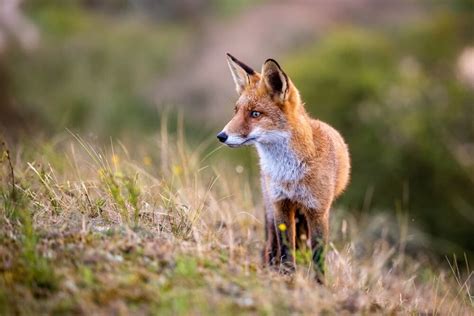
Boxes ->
[256,132,318,209]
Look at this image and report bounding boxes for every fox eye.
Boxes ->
[250,111,261,118]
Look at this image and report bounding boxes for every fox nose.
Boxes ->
[217,132,228,143]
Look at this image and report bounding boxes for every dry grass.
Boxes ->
[0,127,472,315]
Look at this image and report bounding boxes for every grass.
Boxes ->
[0,127,472,315]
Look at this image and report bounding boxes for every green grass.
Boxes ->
[0,129,472,315]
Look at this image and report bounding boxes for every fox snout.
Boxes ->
[216,129,257,148]
[216,131,228,143]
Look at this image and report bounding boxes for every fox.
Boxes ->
[217,53,350,281]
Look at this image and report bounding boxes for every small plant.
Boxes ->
[0,146,58,296]
[99,168,142,227]
[99,168,130,224]
[27,162,61,213]
[123,173,141,227]
[0,140,16,201]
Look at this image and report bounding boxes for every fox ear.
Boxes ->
[261,59,289,102]
[226,53,255,94]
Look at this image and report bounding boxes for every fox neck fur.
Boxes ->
[256,112,319,209]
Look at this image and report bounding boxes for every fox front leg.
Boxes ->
[263,210,278,266]
[305,210,329,283]
[261,176,279,266]
[273,199,297,273]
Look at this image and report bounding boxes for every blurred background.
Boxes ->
[0,0,473,261]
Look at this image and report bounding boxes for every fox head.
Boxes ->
[217,53,302,148]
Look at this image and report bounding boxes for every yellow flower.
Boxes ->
[143,156,152,166]
[98,168,106,178]
[278,223,287,232]
[111,154,120,167]
[172,164,182,176]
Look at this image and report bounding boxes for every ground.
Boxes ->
[0,130,472,315]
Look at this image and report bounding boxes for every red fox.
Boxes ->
[217,53,350,281]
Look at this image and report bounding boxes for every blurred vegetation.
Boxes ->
[6,2,189,137]
[286,10,474,254]
[2,0,259,139]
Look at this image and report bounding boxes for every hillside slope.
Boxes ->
[0,131,472,315]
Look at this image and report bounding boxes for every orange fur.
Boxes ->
[219,54,350,281]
